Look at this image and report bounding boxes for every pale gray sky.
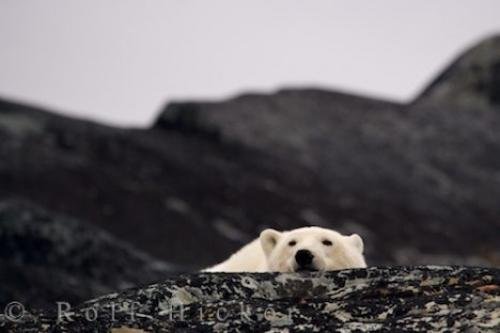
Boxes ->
[1,1,500,126]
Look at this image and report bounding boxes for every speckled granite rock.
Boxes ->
[2,266,499,332]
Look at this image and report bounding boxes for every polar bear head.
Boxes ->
[260,226,366,272]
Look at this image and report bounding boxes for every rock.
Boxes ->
[0,97,341,267]
[111,328,148,333]
[154,91,500,266]
[1,97,358,307]
[1,266,498,332]
[155,89,403,169]
[0,200,176,309]
[416,35,500,107]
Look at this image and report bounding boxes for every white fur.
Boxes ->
[203,226,367,272]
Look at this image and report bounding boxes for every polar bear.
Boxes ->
[203,226,366,272]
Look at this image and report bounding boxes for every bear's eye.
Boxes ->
[288,240,296,247]
[322,239,333,246]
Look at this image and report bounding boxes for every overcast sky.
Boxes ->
[1,1,500,126]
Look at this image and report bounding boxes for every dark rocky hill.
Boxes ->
[0,200,175,310]
[0,35,500,311]
[416,35,500,107]
[155,88,500,266]
[2,266,499,332]
[0,98,340,267]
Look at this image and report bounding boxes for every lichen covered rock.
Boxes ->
[2,266,498,332]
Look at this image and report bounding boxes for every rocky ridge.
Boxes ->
[0,200,175,310]
[1,266,499,332]
[416,35,500,107]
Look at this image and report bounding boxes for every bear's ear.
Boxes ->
[348,234,364,253]
[260,229,282,256]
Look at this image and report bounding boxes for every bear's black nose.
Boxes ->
[295,249,314,267]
